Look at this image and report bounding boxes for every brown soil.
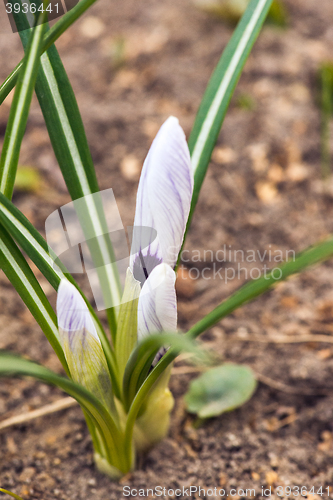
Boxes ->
[1,0,333,498]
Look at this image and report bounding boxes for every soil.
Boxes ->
[1,0,333,498]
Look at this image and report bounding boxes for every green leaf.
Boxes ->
[0,228,68,374]
[123,332,209,422]
[0,192,121,398]
[10,2,121,334]
[188,236,333,339]
[0,352,128,473]
[0,488,24,500]
[0,0,99,106]
[0,7,47,199]
[184,363,257,418]
[123,347,177,460]
[182,0,272,254]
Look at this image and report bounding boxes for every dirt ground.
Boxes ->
[1,0,333,498]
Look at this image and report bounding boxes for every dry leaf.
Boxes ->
[280,296,299,309]
[212,146,237,164]
[79,16,105,39]
[255,181,278,203]
[267,164,284,183]
[317,348,332,360]
[120,154,141,181]
[265,470,278,486]
[286,163,309,182]
[248,143,269,172]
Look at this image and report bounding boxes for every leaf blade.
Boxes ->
[183,0,273,250]
[188,236,333,339]
[0,352,127,472]
[0,228,68,373]
[0,6,47,199]
[10,3,121,333]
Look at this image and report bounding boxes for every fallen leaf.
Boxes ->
[255,181,278,203]
[120,154,141,181]
[265,470,278,486]
[286,163,309,182]
[267,164,284,183]
[317,348,332,360]
[248,143,269,172]
[79,16,105,39]
[212,146,237,164]
[280,296,299,309]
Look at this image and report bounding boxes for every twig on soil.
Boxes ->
[266,413,299,431]
[0,397,77,432]
[171,366,205,375]
[256,372,326,396]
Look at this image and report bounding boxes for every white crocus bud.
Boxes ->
[57,280,113,410]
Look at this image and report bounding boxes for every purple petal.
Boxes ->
[137,263,177,339]
[131,116,193,275]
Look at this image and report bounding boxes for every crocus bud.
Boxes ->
[57,280,113,410]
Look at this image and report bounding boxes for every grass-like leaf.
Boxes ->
[187,236,333,339]
[10,1,121,334]
[123,332,210,456]
[123,332,208,410]
[183,0,273,247]
[0,228,68,373]
[0,7,47,199]
[0,352,128,472]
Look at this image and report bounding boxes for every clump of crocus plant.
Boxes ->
[1,0,325,484]
[55,117,193,477]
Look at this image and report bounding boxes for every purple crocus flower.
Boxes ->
[56,116,193,394]
[130,116,193,340]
